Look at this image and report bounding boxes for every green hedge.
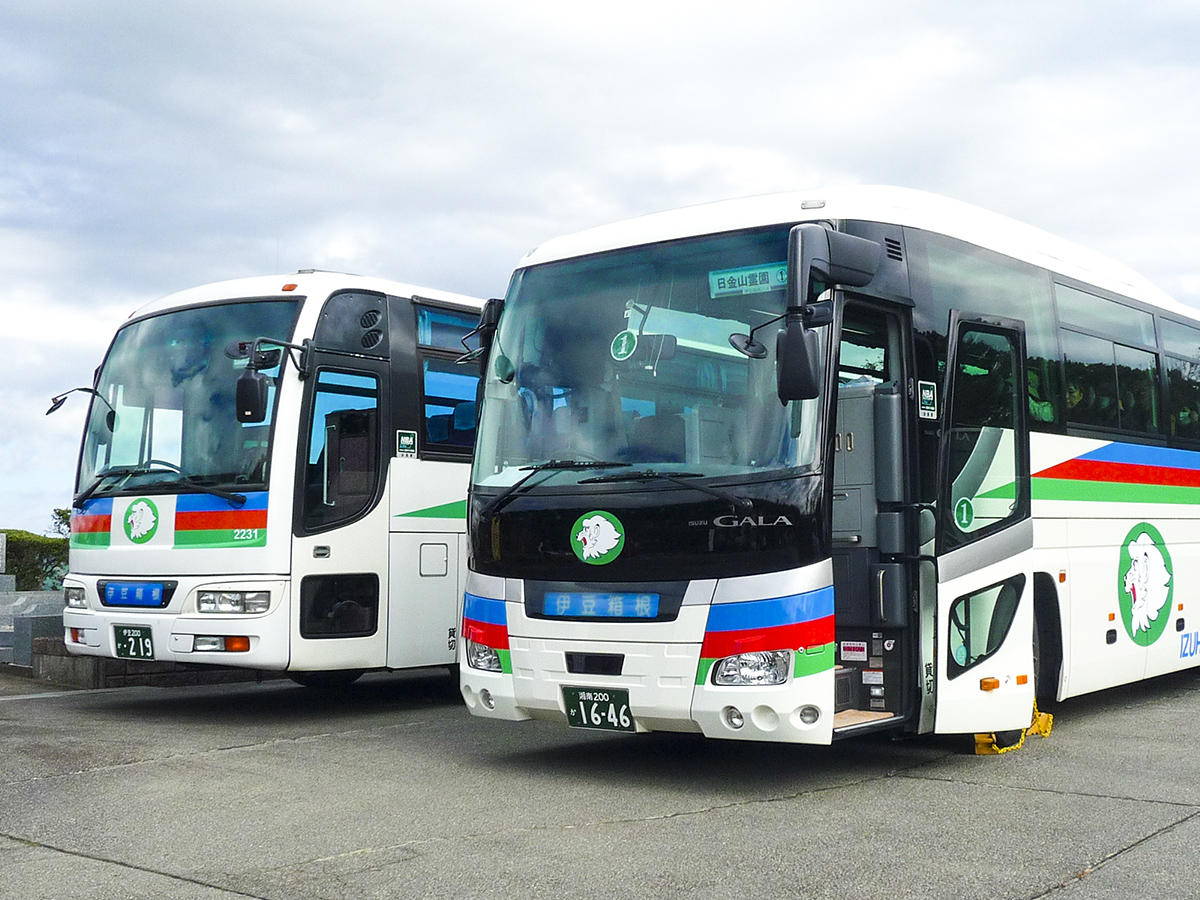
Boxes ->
[2,530,68,591]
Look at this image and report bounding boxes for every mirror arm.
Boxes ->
[247,336,313,379]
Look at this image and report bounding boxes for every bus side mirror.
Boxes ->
[776,322,821,402]
[237,369,269,423]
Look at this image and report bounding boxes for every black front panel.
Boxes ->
[470,473,827,582]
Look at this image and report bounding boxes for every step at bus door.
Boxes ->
[933,314,1035,734]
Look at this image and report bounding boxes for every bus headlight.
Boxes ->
[197,591,270,614]
[465,639,502,672]
[712,650,791,686]
[64,586,87,609]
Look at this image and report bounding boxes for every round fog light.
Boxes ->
[480,689,496,710]
[799,705,821,725]
[722,706,744,729]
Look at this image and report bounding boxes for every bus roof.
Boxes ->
[131,270,484,319]
[519,186,1191,319]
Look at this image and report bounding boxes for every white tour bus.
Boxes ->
[459,186,1200,743]
[58,271,483,686]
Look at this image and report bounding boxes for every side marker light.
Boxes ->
[980,677,1000,692]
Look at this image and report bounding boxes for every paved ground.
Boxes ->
[1,665,1198,899]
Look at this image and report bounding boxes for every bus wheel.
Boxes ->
[287,669,364,689]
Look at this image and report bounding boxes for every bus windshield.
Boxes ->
[77,299,302,500]
[472,227,824,490]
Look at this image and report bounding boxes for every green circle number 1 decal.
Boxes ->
[953,497,974,531]
[610,330,638,361]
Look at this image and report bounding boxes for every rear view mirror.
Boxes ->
[236,369,269,423]
[776,322,821,402]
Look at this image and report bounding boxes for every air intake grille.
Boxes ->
[361,330,383,349]
[885,238,903,261]
[360,310,382,329]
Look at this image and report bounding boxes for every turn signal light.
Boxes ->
[1016,674,1028,685]
[225,636,251,652]
[980,677,1000,691]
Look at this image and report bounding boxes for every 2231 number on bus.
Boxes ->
[563,686,635,732]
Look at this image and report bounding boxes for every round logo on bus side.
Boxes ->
[571,510,625,565]
[1117,521,1173,647]
[123,498,159,544]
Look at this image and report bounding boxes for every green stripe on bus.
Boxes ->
[1031,478,1200,505]
[70,533,110,548]
[976,478,1200,505]
[498,648,513,674]
[174,529,268,548]
[695,657,716,685]
[794,642,835,678]
[396,499,467,519]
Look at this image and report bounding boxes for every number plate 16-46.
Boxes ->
[563,686,635,732]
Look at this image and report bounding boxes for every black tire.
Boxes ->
[287,669,364,689]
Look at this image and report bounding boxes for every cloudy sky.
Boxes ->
[2,1,1199,533]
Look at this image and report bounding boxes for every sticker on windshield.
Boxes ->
[610,330,638,361]
[708,262,787,299]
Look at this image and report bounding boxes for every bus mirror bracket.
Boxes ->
[776,224,884,403]
[457,297,504,370]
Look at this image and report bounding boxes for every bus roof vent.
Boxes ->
[885,237,904,261]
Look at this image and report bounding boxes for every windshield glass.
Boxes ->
[77,299,302,497]
[473,227,825,489]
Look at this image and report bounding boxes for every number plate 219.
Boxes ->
[562,686,634,732]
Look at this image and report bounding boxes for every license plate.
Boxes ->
[114,625,154,660]
[563,686,634,732]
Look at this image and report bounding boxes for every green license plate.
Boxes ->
[114,625,154,660]
[563,686,634,732]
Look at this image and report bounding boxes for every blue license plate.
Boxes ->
[542,592,659,618]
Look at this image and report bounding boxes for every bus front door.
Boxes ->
[932,314,1035,734]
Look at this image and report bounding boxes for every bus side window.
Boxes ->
[302,370,381,531]
[947,574,1025,678]
[421,356,480,453]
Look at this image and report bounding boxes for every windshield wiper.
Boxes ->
[158,476,247,508]
[73,466,246,509]
[578,469,753,511]
[479,459,630,518]
[72,465,144,508]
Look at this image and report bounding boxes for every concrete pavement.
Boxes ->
[1,667,1197,899]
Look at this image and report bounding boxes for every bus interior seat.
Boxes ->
[427,414,451,443]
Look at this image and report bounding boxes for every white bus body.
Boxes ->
[62,271,483,682]
[459,186,1200,742]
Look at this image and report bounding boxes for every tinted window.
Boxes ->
[906,229,1058,427]
[1055,283,1155,347]
[301,370,380,531]
[422,356,480,452]
[417,306,479,352]
[1062,331,1159,433]
[1167,358,1200,441]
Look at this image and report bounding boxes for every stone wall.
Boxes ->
[31,637,282,689]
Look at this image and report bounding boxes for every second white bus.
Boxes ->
[59,270,483,686]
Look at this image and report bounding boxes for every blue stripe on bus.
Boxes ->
[705,586,834,632]
[463,592,507,626]
[176,491,269,511]
[77,497,113,514]
[1080,443,1200,469]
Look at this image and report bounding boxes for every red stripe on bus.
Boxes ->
[71,515,111,534]
[700,615,834,658]
[1036,458,1200,488]
[462,618,509,650]
[175,510,269,531]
